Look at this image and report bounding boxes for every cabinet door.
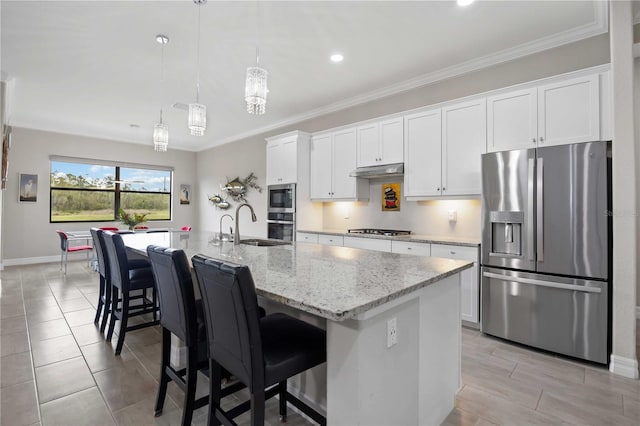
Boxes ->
[442,99,486,196]
[318,234,343,246]
[356,123,379,167]
[331,128,358,199]
[379,117,404,165]
[296,232,318,243]
[487,88,537,152]
[404,109,442,197]
[391,241,430,256]
[279,139,297,184]
[431,244,479,324]
[266,141,281,185]
[310,134,333,199]
[538,74,600,147]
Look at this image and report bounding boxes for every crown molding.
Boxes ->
[200,1,609,151]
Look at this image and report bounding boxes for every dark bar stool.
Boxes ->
[192,254,327,426]
[102,231,159,355]
[147,246,246,426]
[90,228,150,334]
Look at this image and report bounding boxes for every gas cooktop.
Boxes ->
[347,228,411,236]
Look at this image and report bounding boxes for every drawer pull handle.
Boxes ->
[407,247,412,250]
[450,251,456,255]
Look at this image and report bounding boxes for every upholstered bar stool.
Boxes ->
[90,228,149,334]
[192,254,327,426]
[102,231,159,355]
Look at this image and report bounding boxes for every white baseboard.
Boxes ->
[609,354,640,379]
[3,255,59,266]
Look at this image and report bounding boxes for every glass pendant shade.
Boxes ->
[188,102,206,136]
[153,122,169,152]
[245,66,268,115]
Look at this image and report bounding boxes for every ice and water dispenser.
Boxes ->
[489,211,523,257]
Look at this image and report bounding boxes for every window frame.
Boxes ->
[49,159,172,224]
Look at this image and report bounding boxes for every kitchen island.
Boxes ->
[122,231,473,425]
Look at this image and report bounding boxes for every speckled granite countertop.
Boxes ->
[297,228,481,247]
[122,232,473,322]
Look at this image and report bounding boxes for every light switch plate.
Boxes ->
[448,210,458,223]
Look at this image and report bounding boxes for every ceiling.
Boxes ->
[1,1,608,152]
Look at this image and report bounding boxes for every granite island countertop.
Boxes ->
[122,231,473,322]
[297,228,481,247]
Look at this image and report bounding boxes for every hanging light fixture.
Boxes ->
[245,47,268,115]
[153,34,169,152]
[189,0,206,136]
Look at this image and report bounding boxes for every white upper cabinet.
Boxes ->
[404,109,442,198]
[487,88,537,152]
[266,135,298,185]
[310,128,368,201]
[538,74,600,147]
[442,98,486,196]
[487,73,601,152]
[356,117,404,167]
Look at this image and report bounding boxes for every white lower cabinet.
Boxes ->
[318,234,343,246]
[431,244,479,324]
[344,236,391,252]
[391,240,431,256]
[296,232,318,243]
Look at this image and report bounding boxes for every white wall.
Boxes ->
[2,127,197,264]
[195,136,268,239]
[321,180,480,238]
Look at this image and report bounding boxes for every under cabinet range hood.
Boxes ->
[349,163,404,178]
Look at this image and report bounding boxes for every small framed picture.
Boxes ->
[180,184,191,205]
[19,173,38,202]
[381,182,400,211]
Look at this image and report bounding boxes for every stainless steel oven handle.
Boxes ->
[536,157,544,262]
[483,271,601,294]
[266,220,295,225]
[527,158,535,261]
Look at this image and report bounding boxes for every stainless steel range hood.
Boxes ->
[349,163,404,178]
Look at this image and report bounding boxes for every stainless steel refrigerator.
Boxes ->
[481,141,611,364]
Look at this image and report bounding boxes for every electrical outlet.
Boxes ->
[387,317,397,348]
[448,210,458,223]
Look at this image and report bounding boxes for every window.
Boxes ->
[50,160,172,223]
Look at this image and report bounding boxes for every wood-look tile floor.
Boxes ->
[1,261,639,426]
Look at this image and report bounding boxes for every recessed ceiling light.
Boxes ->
[330,53,344,63]
[457,0,475,6]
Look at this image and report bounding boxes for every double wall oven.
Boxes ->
[267,184,295,241]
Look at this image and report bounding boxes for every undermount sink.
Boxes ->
[239,238,291,247]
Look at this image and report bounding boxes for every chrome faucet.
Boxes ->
[219,214,233,241]
[234,203,257,245]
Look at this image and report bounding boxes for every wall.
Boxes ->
[2,127,197,264]
[321,180,481,238]
[195,136,267,239]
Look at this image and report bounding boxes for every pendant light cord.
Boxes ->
[196,2,201,103]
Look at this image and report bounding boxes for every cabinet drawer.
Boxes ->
[318,234,344,246]
[391,241,430,256]
[344,236,392,252]
[296,232,318,244]
[430,244,478,262]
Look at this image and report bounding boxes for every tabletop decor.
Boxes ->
[119,208,148,230]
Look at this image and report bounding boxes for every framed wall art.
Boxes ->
[381,183,400,211]
[180,184,191,205]
[19,173,38,202]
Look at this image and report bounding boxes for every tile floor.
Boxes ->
[1,261,639,426]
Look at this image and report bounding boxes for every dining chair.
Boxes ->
[90,228,150,334]
[99,226,120,232]
[102,231,159,355]
[55,230,93,275]
[192,254,327,426]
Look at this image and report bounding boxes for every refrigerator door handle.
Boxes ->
[536,157,544,262]
[483,271,602,294]
[527,158,535,261]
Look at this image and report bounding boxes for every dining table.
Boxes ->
[122,230,472,425]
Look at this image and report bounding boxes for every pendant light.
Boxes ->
[188,0,206,136]
[245,47,268,115]
[153,34,169,152]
